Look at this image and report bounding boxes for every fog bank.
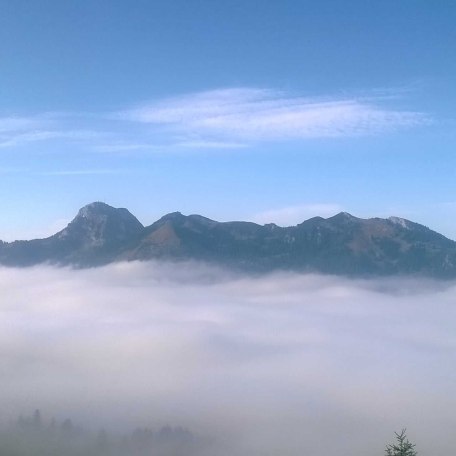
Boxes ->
[1,262,455,455]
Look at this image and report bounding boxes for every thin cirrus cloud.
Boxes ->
[0,116,51,148]
[0,114,103,149]
[0,116,44,133]
[39,169,124,176]
[122,87,430,145]
[0,88,430,152]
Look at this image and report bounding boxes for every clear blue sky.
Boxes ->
[0,0,455,240]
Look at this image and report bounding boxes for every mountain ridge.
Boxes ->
[0,202,455,278]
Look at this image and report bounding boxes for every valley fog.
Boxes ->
[1,262,455,456]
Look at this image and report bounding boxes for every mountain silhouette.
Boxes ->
[1,202,455,277]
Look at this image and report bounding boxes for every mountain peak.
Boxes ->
[74,201,143,225]
[327,212,359,222]
[156,212,187,224]
[58,202,144,248]
[76,202,126,219]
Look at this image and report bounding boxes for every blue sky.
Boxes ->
[0,0,455,240]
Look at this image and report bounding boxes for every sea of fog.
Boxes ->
[1,261,455,456]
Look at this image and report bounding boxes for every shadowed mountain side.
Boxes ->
[0,203,455,277]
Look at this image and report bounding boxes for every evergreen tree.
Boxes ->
[33,409,42,430]
[385,429,417,456]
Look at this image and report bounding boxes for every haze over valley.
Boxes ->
[1,262,456,455]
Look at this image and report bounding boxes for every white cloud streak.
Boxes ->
[123,88,429,143]
[0,114,102,149]
[0,116,45,133]
[39,169,123,176]
[0,262,455,456]
[0,87,430,153]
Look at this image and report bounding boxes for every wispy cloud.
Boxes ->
[0,166,27,175]
[0,116,45,132]
[122,88,430,144]
[39,169,124,176]
[174,139,248,149]
[251,203,344,226]
[0,115,52,148]
[93,143,155,153]
[0,113,102,149]
[0,87,431,153]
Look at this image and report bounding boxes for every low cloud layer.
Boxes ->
[1,262,455,455]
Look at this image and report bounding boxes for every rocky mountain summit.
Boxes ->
[1,202,455,277]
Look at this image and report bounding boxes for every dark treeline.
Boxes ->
[0,410,209,456]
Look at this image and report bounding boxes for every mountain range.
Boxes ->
[0,202,455,278]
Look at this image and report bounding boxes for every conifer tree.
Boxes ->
[385,429,417,456]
